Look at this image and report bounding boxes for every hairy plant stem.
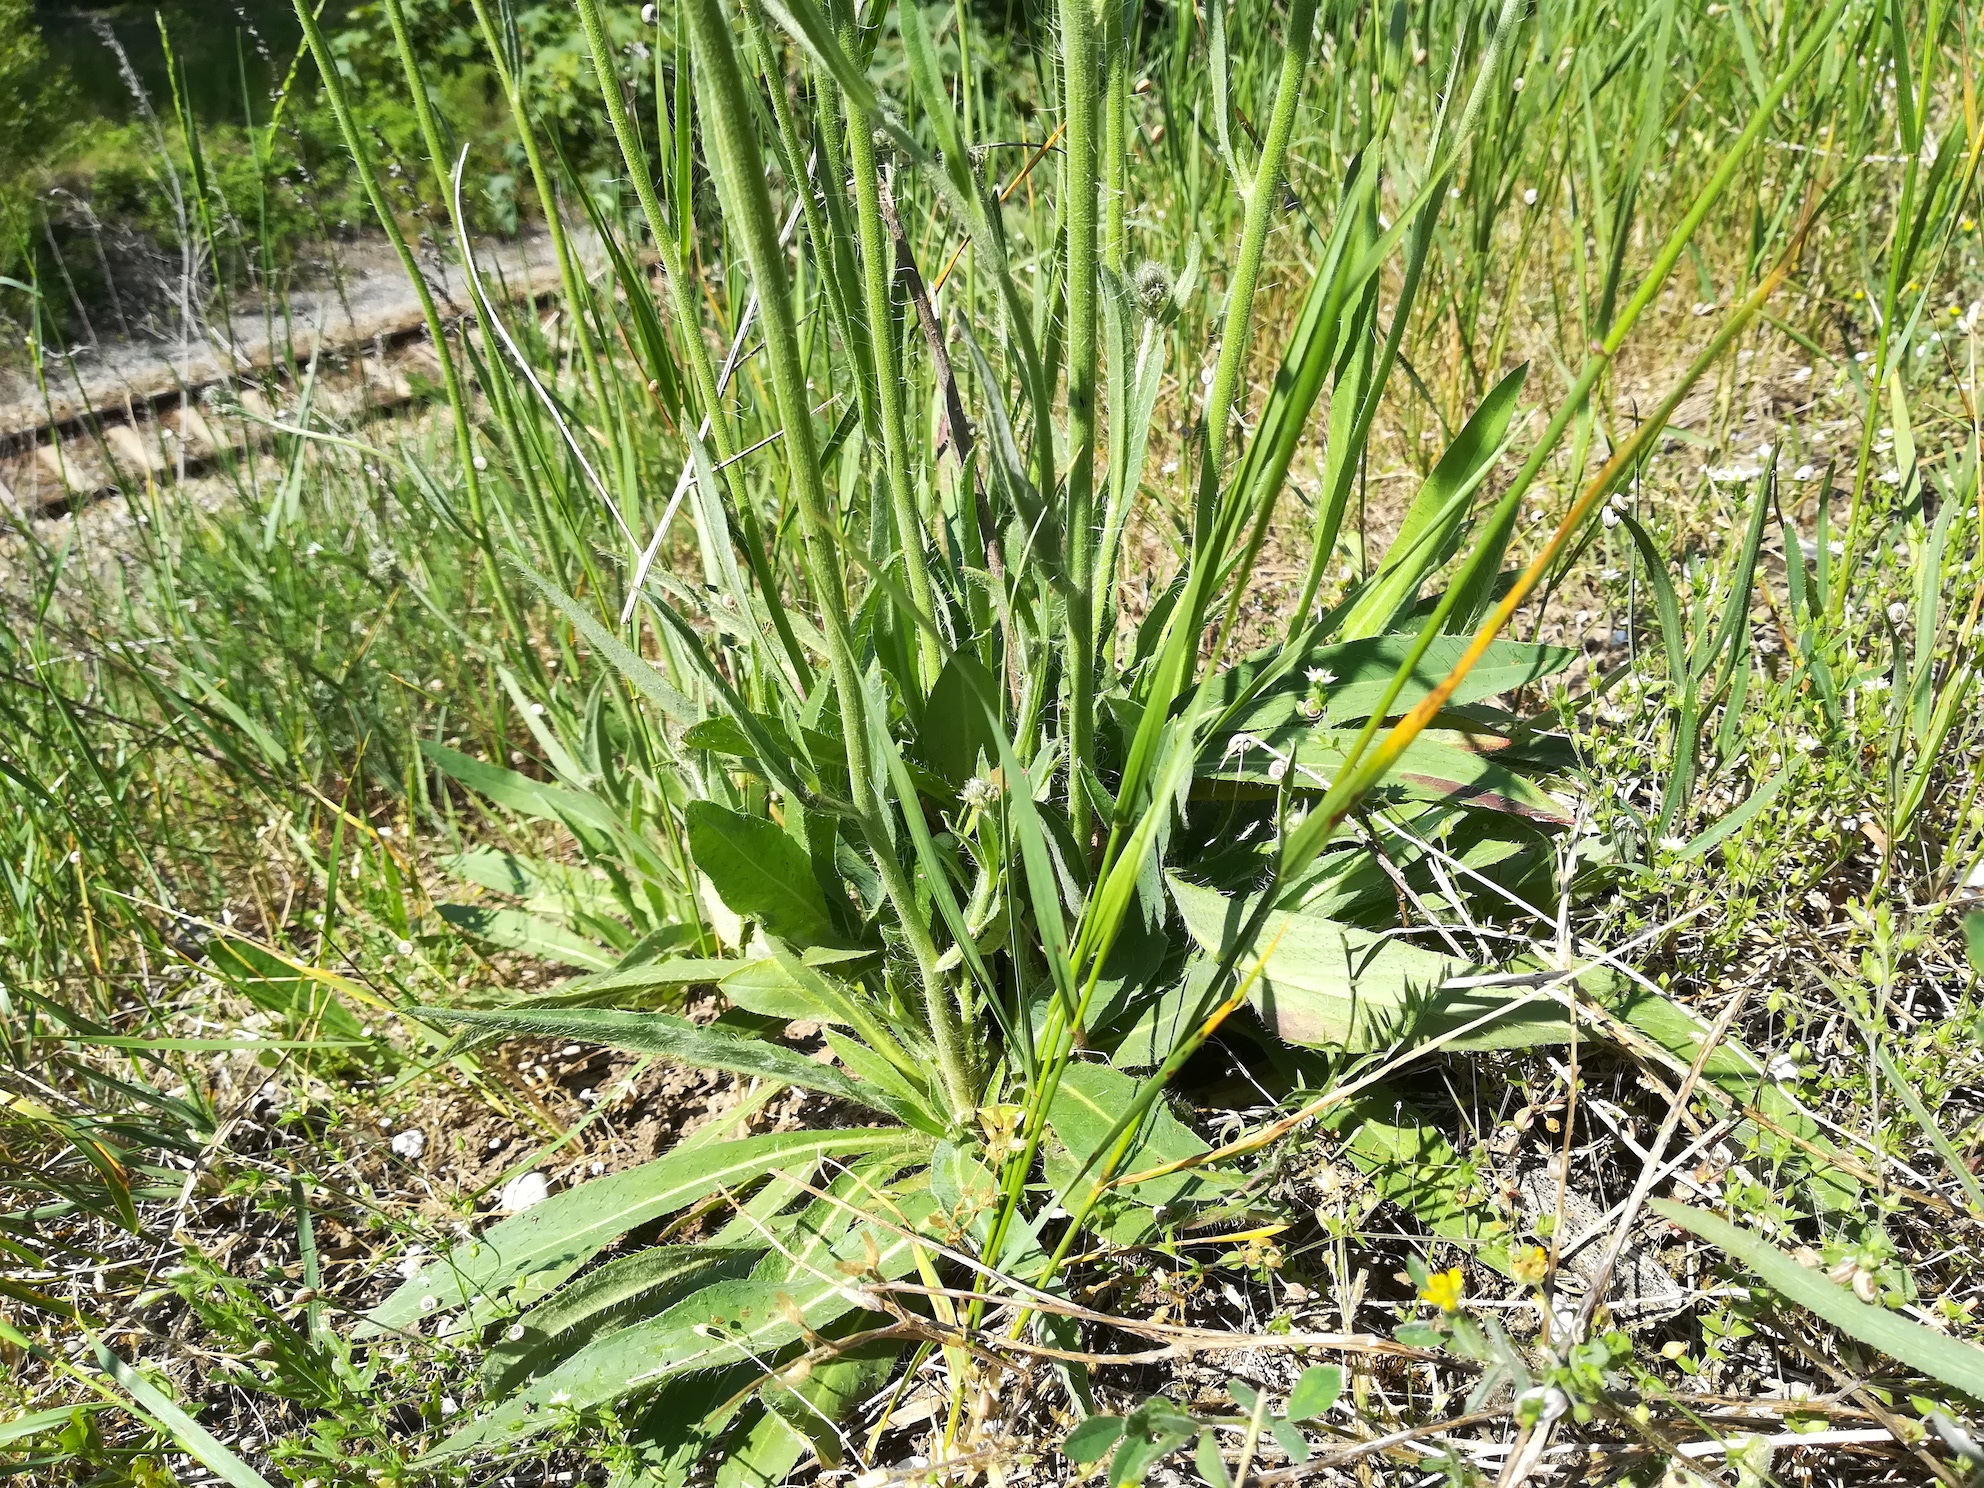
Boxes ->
[680,0,977,1119]
[1059,0,1100,852]
[1095,0,1320,874]
[977,0,1321,1304]
[294,0,530,665]
[1102,0,1128,275]
[573,0,807,683]
[738,0,871,438]
[848,116,944,683]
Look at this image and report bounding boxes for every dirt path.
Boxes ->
[0,230,579,438]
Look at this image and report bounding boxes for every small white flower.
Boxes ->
[1658,835,1688,853]
[391,1129,427,1161]
[1305,667,1337,687]
[1767,1053,1799,1083]
[959,774,1003,809]
[440,1396,459,1417]
[548,1390,573,1408]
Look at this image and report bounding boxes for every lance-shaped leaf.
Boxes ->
[419,1006,915,1123]
[361,1127,926,1336]
[428,1196,938,1457]
[434,904,615,973]
[686,800,848,946]
[1169,879,1574,1052]
[1199,727,1572,825]
[1202,636,1575,736]
[1654,1200,1984,1398]
[484,1244,762,1395]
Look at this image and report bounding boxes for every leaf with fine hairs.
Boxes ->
[1201,634,1576,736]
[1169,879,1574,1053]
[1045,1062,1232,1210]
[418,1005,913,1122]
[1654,1200,1984,1398]
[360,1126,927,1336]
[434,904,615,973]
[685,800,848,947]
[426,1194,939,1457]
[483,1244,761,1395]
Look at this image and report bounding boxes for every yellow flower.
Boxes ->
[1510,1246,1550,1286]
[1418,1267,1465,1312]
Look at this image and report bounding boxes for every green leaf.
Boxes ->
[686,800,845,946]
[483,1245,761,1395]
[1269,1416,1312,1465]
[714,1411,808,1488]
[1170,879,1572,1052]
[441,850,625,918]
[93,1343,276,1488]
[1287,1364,1344,1421]
[1200,726,1571,824]
[1966,914,1984,976]
[513,565,698,726]
[1340,363,1527,639]
[1063,1415,1126,1465]
[1204,635,1574,735]
[1046,1062,1230,1209]
[1334,1094,1516,1275]
[429,1198,938,1456]
[419,1005,911,1121]
[421,740,617,832]
[435,904,615,972]
[761,1325,902,1466]
[1194,1430,1232,1488]
[1653,1201,1984,1398]
[917,653,1000,787]
[361,1127,926,1336]
[1108,1399,1198,1488]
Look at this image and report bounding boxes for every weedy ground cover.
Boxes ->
[2,0,1984,1484]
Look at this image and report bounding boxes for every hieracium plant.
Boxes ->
[294,0,1862,1471]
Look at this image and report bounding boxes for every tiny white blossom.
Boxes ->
[960,775,1003,810]
[1305,667,1337,686]
[1657,835,1687,853]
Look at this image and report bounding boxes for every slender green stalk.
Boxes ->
[1059,0,1100,849]
[848,113,943,682]
[680,0,977,1117]
[1102,0,1129,274]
